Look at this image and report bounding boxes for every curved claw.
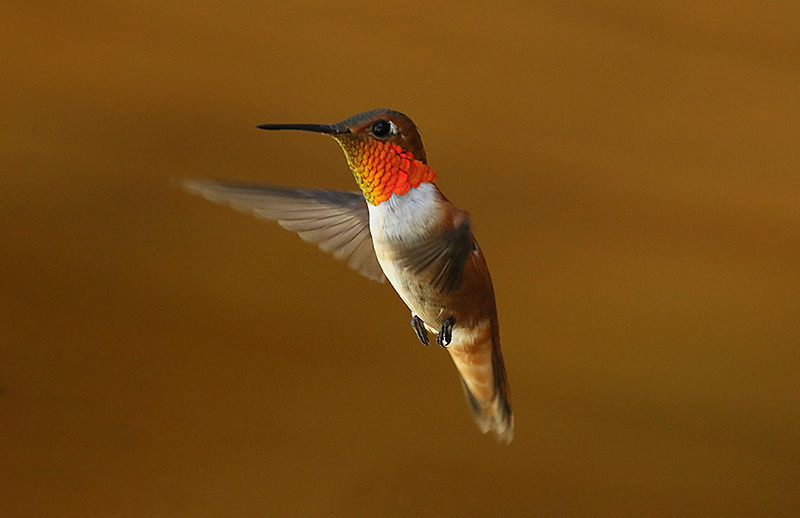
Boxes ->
[411,315,430,346]
[437,317,455,348]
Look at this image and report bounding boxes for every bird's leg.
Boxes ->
[411,315,430,346]
[437,317,455,348]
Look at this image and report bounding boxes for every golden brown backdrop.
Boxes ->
[2,1,799,516]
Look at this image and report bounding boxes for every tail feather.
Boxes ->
[449,326,513,443]
[457,374,514,443]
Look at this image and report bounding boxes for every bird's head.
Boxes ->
[258,109,436,205]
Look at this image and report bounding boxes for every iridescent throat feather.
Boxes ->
[334,137,437,205]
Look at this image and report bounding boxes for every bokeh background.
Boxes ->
[2,1,799,516]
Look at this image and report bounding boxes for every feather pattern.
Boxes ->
[395,218,474,293]
[181,180,386,282]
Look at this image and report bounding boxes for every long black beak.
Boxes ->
[256,123,350,134]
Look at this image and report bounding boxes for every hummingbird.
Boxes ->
[181,109,513,442]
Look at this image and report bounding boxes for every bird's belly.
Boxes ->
[376,254,448,327]
[368,184,494,333]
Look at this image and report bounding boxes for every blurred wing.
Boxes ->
[395,217,474,293]
[181,179,386,282]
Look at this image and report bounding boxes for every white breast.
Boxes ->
[367,183,442,243]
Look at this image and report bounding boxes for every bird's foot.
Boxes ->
[411,315,429,346]
[437,317,455,348]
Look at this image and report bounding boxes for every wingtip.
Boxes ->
[175,178,210,194]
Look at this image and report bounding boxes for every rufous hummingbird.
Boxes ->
[182,109,513,442]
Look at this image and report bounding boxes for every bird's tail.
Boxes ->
[448,327,513,443]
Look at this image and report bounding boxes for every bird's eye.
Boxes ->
[371,120,392,137]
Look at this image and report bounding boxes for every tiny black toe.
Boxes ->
[437,317,455,348]
[411,315,430,346]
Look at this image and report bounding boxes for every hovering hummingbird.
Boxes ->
[182,109,513,442]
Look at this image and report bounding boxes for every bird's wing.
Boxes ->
[181,179,386,282]
[395,216,474,293]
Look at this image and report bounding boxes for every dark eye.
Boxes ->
[371,120,391,137]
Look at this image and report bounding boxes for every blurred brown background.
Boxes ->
[1,1,799,516]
